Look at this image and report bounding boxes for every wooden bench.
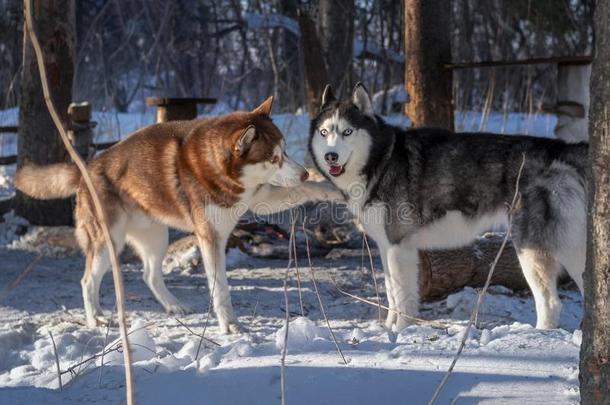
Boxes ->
[445,55,593,142]
[145,97,217,123]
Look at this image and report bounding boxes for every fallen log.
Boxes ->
[418,234,528,302]
[325,234,530,301]
[0,198,13,216]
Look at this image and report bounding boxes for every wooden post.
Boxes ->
[297,10,329,117]
[404,0,454,130]
[156,103,196,123]
[554,62,591,143]
[318,0,355,95]
[145,97,216,123]
[15,0,75,226]
[67,102,95,159]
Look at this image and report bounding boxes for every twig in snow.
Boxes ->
[48,331,62,391]
[361,234,366,272]
[280,214,296,405]
[0,253,42,303]
[289,211,305,316]
[250,292,261,323]
[24,2,134,402]
[363,233,383,323]
[329,275,450,329]
[302,219,347,365]
[63,345,124,378]
[61,322,154,378]
[427,154,526,405]
[280,268,290,405]
[98,314,113,387]
[175,318,221,346]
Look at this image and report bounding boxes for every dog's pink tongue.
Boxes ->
[329,165,343,176]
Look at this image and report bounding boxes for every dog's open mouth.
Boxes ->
[329,164,345,177]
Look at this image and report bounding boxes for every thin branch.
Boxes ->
[290,211,305,316]
[98,312,112,388]
[175,318,221,347]
[196,229,218,361]
[427,154,526,405]
[24,3,134,402]
[302,219,347,365]
[0,253,42,302]
[280,213,296,405]
[62,322,154,378]
[363,233,383,323]
[48,331,62,391]
[329,275,450,329]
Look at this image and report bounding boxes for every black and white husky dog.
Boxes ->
[309,83,587,332]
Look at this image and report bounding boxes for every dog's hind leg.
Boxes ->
[127,222,191,315]
[557,246,585,296]
[555,208,586,296]
[515,248,563,329]
[81,222,126,328]
[82,250,110,327]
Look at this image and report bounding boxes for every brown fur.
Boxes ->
[15,163,80,199]
[15,96,340,332]
[18,99,282,248]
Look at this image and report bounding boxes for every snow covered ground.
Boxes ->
[0,108,583,404]
[0,217,583,404]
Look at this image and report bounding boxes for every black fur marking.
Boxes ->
[308,99,588,247]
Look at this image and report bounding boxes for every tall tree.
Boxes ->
[14,0,75,225]
[299,0,355,116]
[579,1,610,403]
[298,9,329,116]
[404,0,454,130]
[318,0,355,95]
[278,0,303,111]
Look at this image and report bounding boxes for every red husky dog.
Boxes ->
[16,97,339,333]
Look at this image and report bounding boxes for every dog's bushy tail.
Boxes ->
[16,163,80,199]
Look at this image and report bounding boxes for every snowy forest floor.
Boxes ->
[0,220,583,404]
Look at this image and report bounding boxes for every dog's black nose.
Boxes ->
[324,152,339,164]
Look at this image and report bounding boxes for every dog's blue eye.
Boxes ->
[320,128,328,137]
[343,128,353,136]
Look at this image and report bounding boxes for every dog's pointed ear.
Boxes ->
[321,84,336,108]
[252,96,274,116]
[352,82,374,117]
[235,126,257,156]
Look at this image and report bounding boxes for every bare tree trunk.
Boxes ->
[279,0,302,111]
[298,10,329,117]
[318,0,355,96]
[15,0,75,225]
[404,0,454,130]
[579,1,610,402]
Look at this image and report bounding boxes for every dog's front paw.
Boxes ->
[384,309,397,331]
[313,181,344,202]
[86,312,110,328]
[227,322,243,335]
[394,305,419,333]
[219,319,243,335]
